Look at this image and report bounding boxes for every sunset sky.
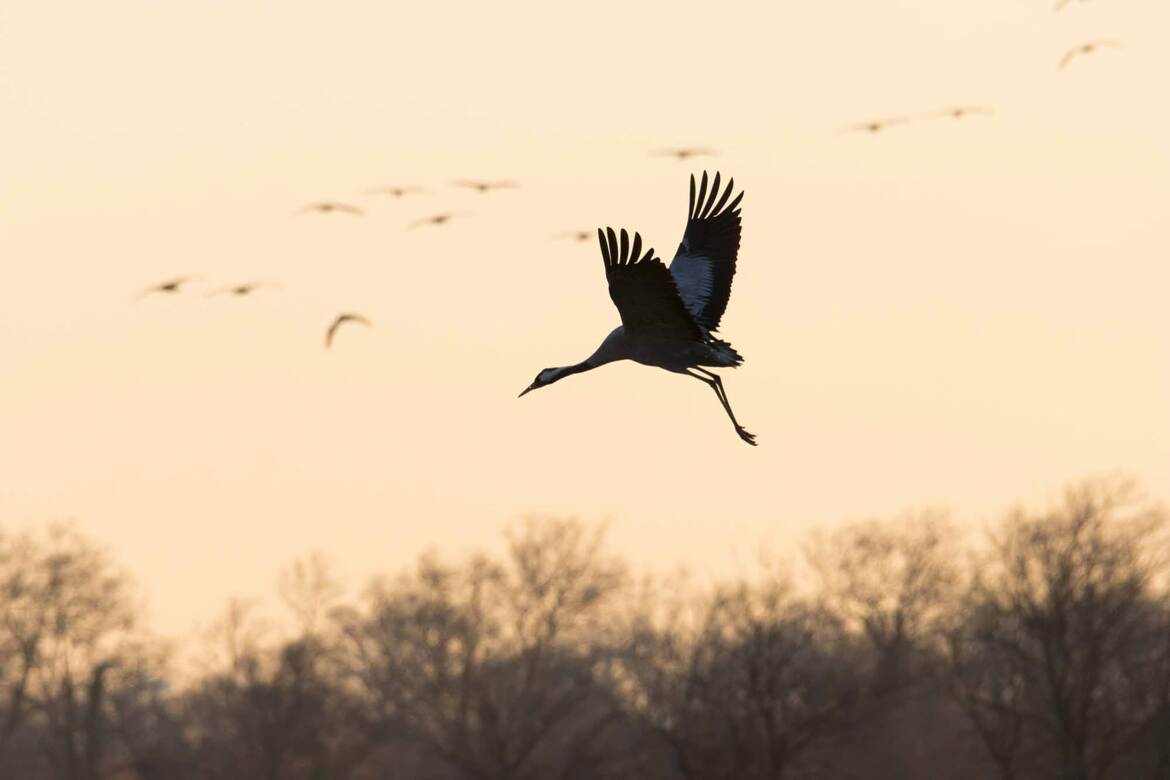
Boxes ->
[2,0,1168,636]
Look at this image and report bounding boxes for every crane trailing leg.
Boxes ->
[684,368,757,446]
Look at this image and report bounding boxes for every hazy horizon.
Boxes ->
[3,0,1168,637]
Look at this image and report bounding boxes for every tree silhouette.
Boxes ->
[2,482,1168,779]
[946,478,1169,780]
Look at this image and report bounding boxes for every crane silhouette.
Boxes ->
[453,179,518,193]
[553,230,593,243]
[842,116,911,135]
[296,202,364,216]
[208,281,281,297]
[654,147,716,161]
[325,313,371,348]
[520,172,756,445]
[409,212,462,229]
[365,185,425,198]
[1059,40,1122,69]
[134,276,200,301]
[928,105,995,121]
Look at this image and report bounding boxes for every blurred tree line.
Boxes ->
[2,477,1169,779]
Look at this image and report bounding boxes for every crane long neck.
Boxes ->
[546,333,626,386]
[551,360,595,382]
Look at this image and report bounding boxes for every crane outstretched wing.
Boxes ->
[598,227,702,338]
[668,171,744,332]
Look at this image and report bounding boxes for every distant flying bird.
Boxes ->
[208,282,281,297]
[296,202,364,216]
[842,116,911,135]
[520,172,756,445]
[928,105,995,120]
[453,179,518,193]
[654,147,716,161]
[409,212,462,229]
[325,313,371,348]
[553,230,593,243]
[134,276,200,301]
[1059,40,1122,69]
[365,185,425,198]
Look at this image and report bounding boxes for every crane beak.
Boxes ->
[518,383,535,398]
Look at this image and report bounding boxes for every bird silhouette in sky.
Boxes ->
[928,105,995,121]
[296,202,365,216]
[654,147,716,161]
[1059,40,1123,69]
[134,276,200,301]
[365,186,425,198]
[325,313,372,348]
[553,230,593,243]
[207,282,281,297]
[521,172,756,445]
[409,212,463,229]
[452,179,518,193]
[842,116,912,135]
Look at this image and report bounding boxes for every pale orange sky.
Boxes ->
[2,0,1168,636]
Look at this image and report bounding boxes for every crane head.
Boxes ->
[518,367,562,397]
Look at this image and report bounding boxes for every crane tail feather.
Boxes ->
[707,338,744,367]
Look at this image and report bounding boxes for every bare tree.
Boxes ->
[0,528,44,767]
[806,511,960,679]
[278,552,342,638]
[804,513,985,779]
[0,525,137,780]
[946,478,1170,780]
[106,640,195,780]
[337,517,630,780]
[183,590,380,780]
[619,569,867,780]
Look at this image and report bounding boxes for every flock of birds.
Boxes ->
[840,11,1125,134]
[133,179,521,347]
[133,2,1128,445]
